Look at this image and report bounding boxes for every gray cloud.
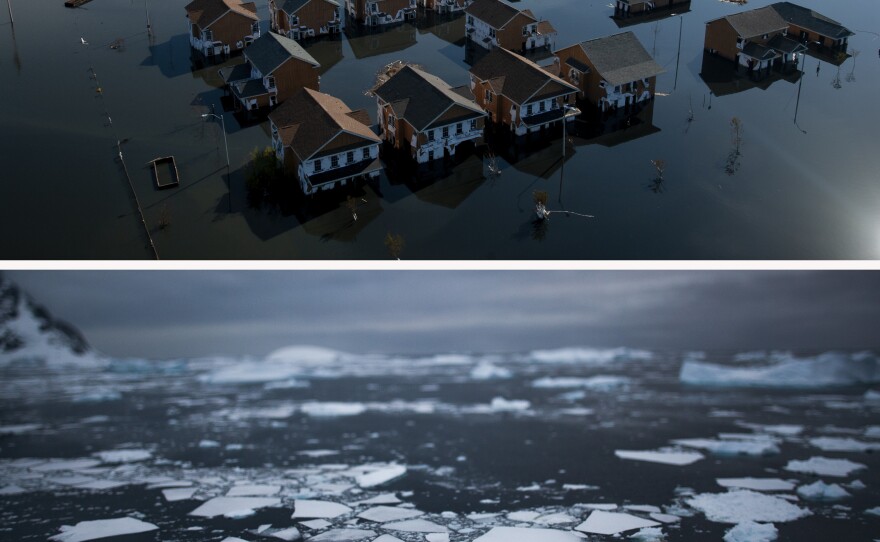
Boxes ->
[5,271,879,359]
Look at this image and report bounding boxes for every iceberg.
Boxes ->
[723,521,778,542]
[716,478,795,492]
[615,449,705,466]
[49,517,158,542]
[291,499,352,519]
[575,510,660,535]
[796,481,851,501]
[528,347,652,365]
[473,526,583,542]
[784,457,866,477]
[686,490,811,523]
[189,497,281,518]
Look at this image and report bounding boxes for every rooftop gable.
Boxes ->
[245,32,320,75]
[576,31,665,86]
[465,0,534,29]
[715,6,788,38]
[185,0,258,29]
[771,2,853,39]
[278,0,340,14]
[470,47,577,105]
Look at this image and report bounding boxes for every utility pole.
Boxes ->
[793,52,807,133]
[6,0,13,25]
[673,13,683,91]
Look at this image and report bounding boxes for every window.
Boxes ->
[252,22,260,34]
[266,76,276,89]
[470,119,477,130]
[428,150,434,161]
[442,126,449,138]
[331,155,339,168]
[526,104,533,116]
[428,130,435,142]
[371,2,378,12]
[489,28,496,38]
[539,101,545,112]
[347,151,354,163]
[484,89,493,103]
[362,147,370,160]
[762,34,768,40]
[314,159,323,172]
[467,15,473,25]
[204,29,213,41]
[456,123,463,135]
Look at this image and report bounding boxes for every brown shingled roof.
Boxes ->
[465,0,534,29]
[470,47,577,105]
[185,0,258,29]
[719,6,788,38]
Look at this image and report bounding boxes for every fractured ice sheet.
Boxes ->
[796,481,852,501]
[575,510,660,535]
[807,437,880,452]
[291,499,352,518]
[357,505,423,522]
[532,376,629,390]
[723,521,778,542]
[300,519,332,530]
[615,449,705,466]
[716,478,795,492]
[672,438,779,457]
[686,490,811,523]
[31,459,102,472]
[384,519,448,533]
[356,464,406,488]
[629,527,665,541]
[528,347,652,364]
[163,487,198,502]
[189,496,281,518]
[474,526,583,542]
[76,480,129,490]
[350,493,401,505]
[308,528,377,541]
[93,449,152,463]
[736,423,803,436]
[784,456,867,477]
[49,517,158,541]
[426,535,449,542]
[227,484,281,496]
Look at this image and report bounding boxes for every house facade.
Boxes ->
[221,32,320,112]
[346,0,418,27]
[464,0,556,52]
[555,31,665,111]
[374,66,486,164]
[185,0,260,58]
[419,0,470,14]
[269,88,382,194]
[269,0,341,41]
[469,47,579,136]
[771,2,853,53]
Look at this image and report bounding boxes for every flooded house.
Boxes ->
[469,47,579,137]
[345,0,418,27]
[554,31,665,112]
[268,88,383,194]
[268,0,342,41]
[704,6,808,78]
[771,2,853,62]
[613,0,690,19]
[419,0,471,15]
[184,0,260,58]
[374,65,486,164]
[220,32,320,113]
[464,0,556,53]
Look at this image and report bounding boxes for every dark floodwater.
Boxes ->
[1,349,879,540]
[1,0,879,259]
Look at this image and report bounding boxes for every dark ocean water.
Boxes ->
[1,0,879,258]
[1,347,879,540]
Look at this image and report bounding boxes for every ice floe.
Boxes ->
[292,499,352,518]
[0,423,41,435]
[575,510,660,535]
[92,449,152,463]
[470,362,512,380]
[532,376,629,390]
[189,496,282,518]
[350,493,402,506]
[528,347,652,365]
[686,490,811,523]
[723,521,778,542]
[629,527,665,541]
[716,478,795,492]
[473,526,583,542]
[49,517,158,541]
[309,528,377,541]
[384,519,448,533]
[227,484,280,496]
[357,505,424,522]
[615,449,705,466]
[163,487,197,501]
[796,481,851,501]
[301,402,368,417]
[355,464,406,488]
[672,437,779,456]
[784,456,866,477]
[736,423,804,437]
[807,437,880,452]
[300,519,332,529]
[426,534,449,542]
[865,506,880,516]
[31,459,102,472]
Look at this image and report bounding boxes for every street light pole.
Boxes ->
[561,104,581,159]
[201,112,229,167]
[673,12,683,91]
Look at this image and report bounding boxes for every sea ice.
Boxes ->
[582,504,618,510]
[629,527,664,541]
[299,450,340,458]
[384,519,448,533]
[796,481,851,501]
[146,480,192,489]
[261,527,301,540]
[615,449,705,466]
[357,505,424,522]
[93,450,152,463]
[575,511,660,535]
[77,480,129,490]
[784,457,866,477]
[624,505,662,514]
[808,437,880,452]
[672,438,779,456]
[488,397,530,412]
[529,347,652,365]
[372,536,404,542]
[300,519,332,529]
[0,423,41,434]
[649,513,681,524]
[686,490,811,523]
[356,465,406,488]
[470,362,512,380]
[189,497,281,518]
[716,478,795,492]
[0,485,26,495]
[51,475,95,486]
[49,517,158,541]
[473,526,583,542]
[301,402,367,417]
[507,511,541,522]
[350,493,401,505]
[532,376,630,390]
[163,487,197,501]
[292,499,352,518]
[227,484,281,497]
[723,521,778,542]
[865,426,880,439]
[199,439,221,448]
[31,459,101,472]
[308,528,376,541]
[865,506,880,516]
[737,423,803,436]
[562,484,598,491]
[426,534,450,542]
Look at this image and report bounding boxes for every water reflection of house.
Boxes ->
[416,12,466,47]
[464,0,556,53]
[185,0,260,58]
[554,31,664,113]
[301,37,344,75]
[772,2,853,64]
[506,140,573,180]
[470,47,579,137]
[375,66,486,164]
[346,0,418,27]
[572,100,660,148]
[704,6,809,78]
[220,33,320,112]
[269,0,342,41]
[345,23,418,58]
[613,0,690,20]
[419,0,471,15]
[407,154,486,209]
[269,88,383,194]
[699,50,802,97]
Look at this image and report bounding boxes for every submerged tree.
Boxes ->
[726,117,744,176]
[533,190,549,220]
[846,49,859,82]
[158,204,171,231]
[384,232,405,260]
[245,146,283,204]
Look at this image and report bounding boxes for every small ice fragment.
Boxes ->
[301,402,367,417]
[372,536,404,542]
[49,517,158,541]
[473,526,583,542]
[736,423,803,436]
[470,362,512,380]
[723,521,778,542]
[516,483,541,492]
[299,450,339,458]
[300,519,332,530]
[32,459,101,472]
[0,485,26,495]
[292,499,352,519]
[308,528,376,541]
[865,426,880,439]
[649,513,680,524]
[356,465,406,488]
[672,438,778,456]
[93,450,152,463]
[357,506,423,523]
[575,511,660,535]
[146,480,192,489]
[350,493,401,506]
[845,479,866,490]
[189,497,281,518]
[163,487,197,502]
[227,484,281,497]
[796,481,852,501]
[808,437,880,452]
[624,505,662,514]
[582,504,618,511]
[199,440,221,448]
[562,484,598,491]
[0,423,41,435]
[716,478,795,492]
[489,397,530,412]
[686,490,811,523]
[629,527,664,541]
[784,457,866,477]
[221,538,248,542]
[865,506,880,516]
[507,511,541,522]
[426,534,449,542]
[77,480,129,490]
[263,527,302,540]
[615,449,704,466]
[535,512,577,524]
[384,519,448,533]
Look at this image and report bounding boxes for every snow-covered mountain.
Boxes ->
[0,276,97,367]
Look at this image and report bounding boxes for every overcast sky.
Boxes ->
[4,271,879,359]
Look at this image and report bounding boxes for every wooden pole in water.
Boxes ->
[6,0,13,25]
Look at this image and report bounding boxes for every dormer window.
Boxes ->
[484,89,493,103]
[762,34,768,39]
[204,29,213,41]
[266,76,276,90]
[252,22,260,34]
[314,159,323,172]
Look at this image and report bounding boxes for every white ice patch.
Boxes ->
[865,426,880,439]
[227,484,280,496]
[624,505,662,514]
[717,478,795,492]
[486,397,531,412]
[615,449,705,466]
[0,423,41,434]
[384,519,448,533]
[356,464,406,488]
[31,459,102,472]
[357,506,423,523]
[470,362,512,380]
[163,487,197,501]
[865,506,880,516]
[350,493,402,506]
[723,521,778,542]
[199,439,221,448]
[528,347,652,365]
[76,480,129,490]
[629,527,664,541]
[562,484,598,491]
[299,450,340,458]
[301,402,367,417]
[575,510,660,535]
[49,517,158,541]
[532,376,629,391]
[93,450,152,463]
[582,503,618,510]
[672,438,779,457]
[796,481,852,501]
[473,526,583,542]
[292,499,352,518]
[372,536,404,542]
[808,437,880,452]
[426,534,450,542]
[649,513,681,524]
[737,423,804,437]
[300,519,332,530]
[308,528,377,541]
[189,497,281,518]
[784,456,866,477]
[686,490,811,523]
